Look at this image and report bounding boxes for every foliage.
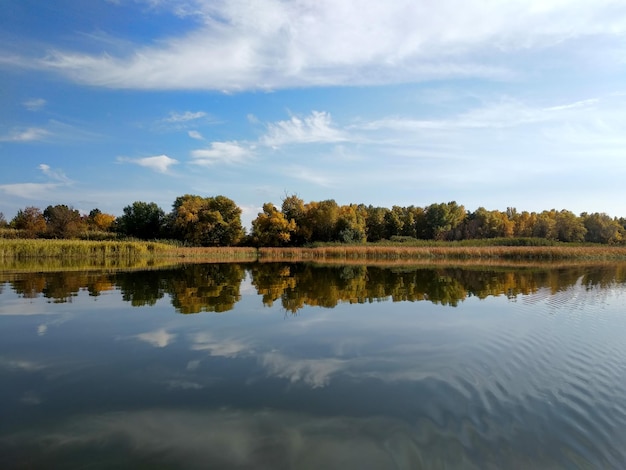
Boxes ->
[116,201,166,239]
[10,206,47,237]
[170,194,244,246]
[251,203,296,246]
[43,204,84,238]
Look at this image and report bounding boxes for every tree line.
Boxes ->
[1,195,625,245]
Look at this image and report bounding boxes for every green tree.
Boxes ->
[11,206,47,237]
[582,212,624,244]
[532,210,557,240]
[0,212,7,228]
[554,210,586,242]
[365,206,389,242]
[251,203,296,246]
[424,201,466,240]
[384,206,405,239]
[117,201,165,239]
[43,204,84,238]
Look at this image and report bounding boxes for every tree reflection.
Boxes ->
[167,264,245,314]
[2,263,626,313]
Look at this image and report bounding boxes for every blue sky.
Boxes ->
[1,0,626,229]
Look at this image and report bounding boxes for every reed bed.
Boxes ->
[162,246,258,261]
[258,245,626,261]
[0,239,170,260]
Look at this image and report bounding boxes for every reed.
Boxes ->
[0,239,170,260]
[258,245,626,261]
[0,239,259,266]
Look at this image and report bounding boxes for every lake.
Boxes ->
[1,262,626,469]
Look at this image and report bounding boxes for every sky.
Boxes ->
[1,0,626,229]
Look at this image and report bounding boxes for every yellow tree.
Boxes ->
[251,203,296,246]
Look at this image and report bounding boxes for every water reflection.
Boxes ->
[2,262,626,313]
[2,262,626,468]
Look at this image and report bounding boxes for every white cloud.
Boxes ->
[32,1,626,90]
[23,98,46,111]
[118,155,179,173]
[261,111,348,147]
[191,141,253,165]
[136,328,176,348]
[0,127,50,142]
[38,163,70,183]
[164,111,207,122]
[188,130,204,140]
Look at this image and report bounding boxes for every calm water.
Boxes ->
[1,263,626,469]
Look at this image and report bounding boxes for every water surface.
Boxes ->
[1,263,626,469]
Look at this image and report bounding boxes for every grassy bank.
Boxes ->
[3,239,626,267]
[0,239,258,264]
[0,239,171,260]
[258,245,626,261]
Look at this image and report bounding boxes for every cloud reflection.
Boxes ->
[136,329,176,348]
[1,409,422,469]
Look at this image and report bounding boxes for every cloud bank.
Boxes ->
[27,0,626,91]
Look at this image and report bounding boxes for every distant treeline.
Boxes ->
[1,195,625,246]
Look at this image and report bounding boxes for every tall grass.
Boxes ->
[0,239,258,266]
[0,239,170,260]
[259,245,626,261]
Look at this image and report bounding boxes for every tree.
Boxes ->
[89,210,116,232]
[582,212,624,244]
[305,199,340,242]
[170,194,244,246]
[365,206,389,242]
[117,201,165,239]
[281,194,310,245]
[424,202,466,240]
[0,212,7,228]
[532,210,557,240]
[511,210,537,237]
[251,203,296,246]
[465,208,514,239]
[11,206,47,237]
[554,210,586,242]
[43,204,84,238]
[383,206,405,239]
[336,204,367,243]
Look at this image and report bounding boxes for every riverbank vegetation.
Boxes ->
[1,194,625,249]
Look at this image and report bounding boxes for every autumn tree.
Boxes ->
[251,203,296,246]
[510,210,537,237]
[170,194,243,246]
[465,208,514,239]
[336,204,367,243]
[11,206,47,237]
[43,204,84,238]
[281,194,310,245]
[87,208,116,232]
[305,199,340,243]
[116,201,165,239]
